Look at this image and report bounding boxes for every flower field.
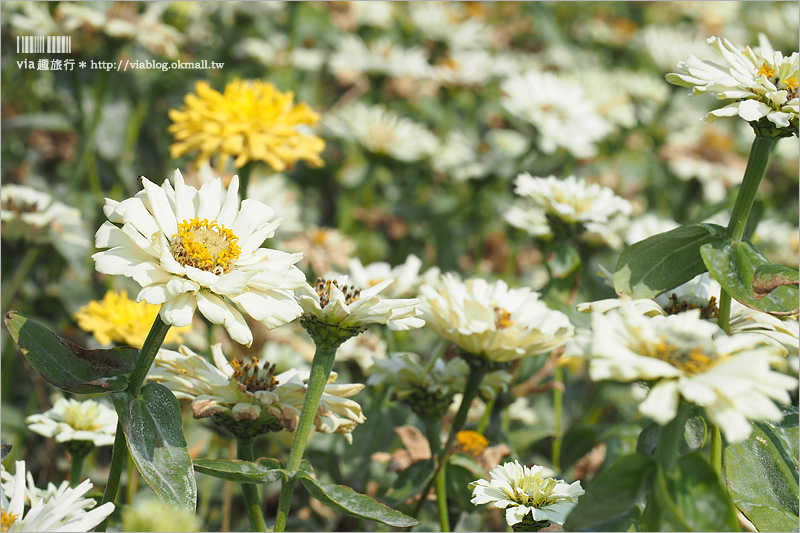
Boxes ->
[1,2,798,532]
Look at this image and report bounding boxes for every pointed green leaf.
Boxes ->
[446,454,484,512]
[193,458,283,484]
[753,264,799,300]
[700,240,799,316]
[668,454,739,531]
[547,240,581,278]
[1,444,10,462]
[4,311,139,393]
[652,463,691,531]
[382,458,435,507]
[563,453,655,531]
[614,224,726,299]
[111,383,197,513]
[724,405,799,532]
[296,466,419,527]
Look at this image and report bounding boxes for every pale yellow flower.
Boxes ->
[73,290,190,347]
[168,79,325,171]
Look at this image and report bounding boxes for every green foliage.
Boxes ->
[111,383,197,514]
[4,311,138,393]
[700,239,799,316]
[193,458,283,484]
[753,264,800,300]
[614,224,726,299]
[724,405,799,532]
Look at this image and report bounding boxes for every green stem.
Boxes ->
[726,136,775,243]
[710,425,723,479]
[435,463,450,532]
[237,437,267,532]
[127,313,171,396]
[274,344,338,532]
[95,423,125,532]
[654,402,690,472]
[717,290,733,334]
[70,449,87,488]
[552,365,564,471]
[1,245,41,313]
[476,395,495,435]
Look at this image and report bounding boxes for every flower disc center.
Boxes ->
[315,278,362,308]
[62,402,104,432]
[230,357,279,393]
[494,307,513,330]
[652,338,721,376]
[1,509,18,532]
[170,217,241,275]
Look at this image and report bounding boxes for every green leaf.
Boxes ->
[296,466,419,527]
[560,424,601,470]
[193,458,283,484]
[666,454,739,531]
[636,412,706,457]
[652,464,691,531]
[4,311,139,393]
[724,405,799,532]
[383,458,435,507]
[546,240,581,278]
[614,224,726,299]
[700,239,799,316]
[111,383,197,513]
[563,454,656,531]
[1,444,10,462]
[446,454,484,512]
[753,264,800,300]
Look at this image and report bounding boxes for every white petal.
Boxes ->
[196,291,253,346]
[639,379,679,425]
[142,177,178,238]
[159,292,197,327]
[737,99,770,121]
[197,178,222,221]
[216,175,240,227]
[172,168,197,224]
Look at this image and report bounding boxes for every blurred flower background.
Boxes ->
[1,2,797,532]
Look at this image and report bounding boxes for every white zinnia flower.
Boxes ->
[501,70,612,158]
[324,103,439,163]
[92,170,306,347]
[343,254,435,299]
[329,36,432,81]
[470,460,584,527]
[420,274,574,363]
[1,460,114,532]
[587,303,797,442]
[667,36,799,130]
[505,173,632,249]
[150,344,366,442]
[409,2,491,51]
[297,276,425,336]
[25,398,117,448]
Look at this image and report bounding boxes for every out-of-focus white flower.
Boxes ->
[348,1,393,27]
[121,496,202,533]
[624,213,680,246]
[297,276,425,343]
[470,460,584,526]
[1,460,114,532]
[343,254,435,299]
[324,103,439,163]
[432,131,487,182]
[151,344,365,442]
[586,303,796,442]
[640,25,713,72]
[283,227,356,275]
[25,398,117,448]
[501,70,612,158]
[667,36,799,131]
[578,273,799,359]
[335,329,387,372]
[751,217,800,269]
[329,36,432,81]
[92,170,305,347]
[409,2,491,51]
[505,174,632,249]
[1,184,92,261]
[420,274,573,363]
[241,171,303,237]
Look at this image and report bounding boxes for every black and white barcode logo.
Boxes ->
[17,36,72,54]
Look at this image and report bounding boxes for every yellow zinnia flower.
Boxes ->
[168,79,326,171]
[73,290,191,347]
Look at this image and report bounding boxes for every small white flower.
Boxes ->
[409,2,491,51]
[501,70,612,158]
[1,460,114,532]
[342,254,436,299]
[150,344,366,442]
[420,274,574,363]
[297,276,425,336]
[624,213,680,246]
[667,36,799,130]
[335,330,387,372]
[505,173,632,249]
[586,303,797,442]
[92,170,306,347]
[639,25,713,72]
[25,398,117,448]
[751,217,800,269]
[470,460,584,526]
[324,103,439,163]
[329,36,432,81]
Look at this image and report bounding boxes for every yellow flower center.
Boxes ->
[1,509,18,532]
[664,294,719,320]
[784,76,799,91]
[310,228,330,246]
[62,401,105,432]
[455,430,489,456]
[0,198,39,214]
[436,57,460,71]
[230,357,279,393]
[170,217,241,275]
[756,62,775,78]
[314,278,362,308]
[651,338,721,376]
[494,307,513,330]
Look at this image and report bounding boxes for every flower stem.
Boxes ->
[654,402,690,472]
[552,365,564,471]
[70,449,87,488]
[237,437,267,532]
[1,245,41,313]
[127,313,171,396]
[274,344,338,532]
[95,423,125,532]
[435,463,450,532]
[710,425,723,480]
